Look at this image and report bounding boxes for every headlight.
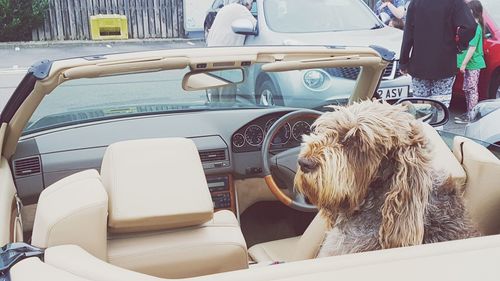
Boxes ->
[469,100,500,122]
[303,69,331,91]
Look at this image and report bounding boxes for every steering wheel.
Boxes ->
[261,109,322,212]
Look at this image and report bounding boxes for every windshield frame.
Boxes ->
[262,0,382,34]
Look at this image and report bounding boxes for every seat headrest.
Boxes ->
[453,136,500,235]
[101,138,214,233]
[420,123,466,185]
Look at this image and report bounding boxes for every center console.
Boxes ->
[206,175,236,213]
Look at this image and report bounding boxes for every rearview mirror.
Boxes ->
[396,98,449,127]
[183,69,244,91]
[231,19,257,36]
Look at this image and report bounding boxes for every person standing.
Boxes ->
[205,0,256,104]
[400,0,477,108]
[206,0,256,47]
[374,0,406,24]
[455,0,486,123]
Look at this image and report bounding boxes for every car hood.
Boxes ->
[261,27,403,59]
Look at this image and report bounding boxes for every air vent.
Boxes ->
[13,156,41,177]
[199,150,227,162]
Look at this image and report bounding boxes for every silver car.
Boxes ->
[206,0,412,108]
[465,99,500,146]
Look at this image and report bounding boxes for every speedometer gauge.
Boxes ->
[265,118,291,145]
[244,125,264,146]
[292,121,311,141]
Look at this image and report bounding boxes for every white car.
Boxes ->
[205,0,412,107]
[465,99,500,146]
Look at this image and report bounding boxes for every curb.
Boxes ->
[0,38,205,49]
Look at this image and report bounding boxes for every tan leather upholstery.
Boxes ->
[250,124,464,263]
[32,138,248,278]
[107,210,248,278]
[249,213,328,262]
[33,234,500,281]
[31,169,108,260]
[453,136,500,235]
[0,156,17,246]
[421,123,467,184]
[248,237,300,262]
[101,138,213,233]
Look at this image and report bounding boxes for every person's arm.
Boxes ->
[238,5,257,27]
[453,0,477,47]
[399,0,414,74]
[459,46,476,73]
[384,0,405,19]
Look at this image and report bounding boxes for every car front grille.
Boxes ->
[324,60,398,81]
[383,61,395,78]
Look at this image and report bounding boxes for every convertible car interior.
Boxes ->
[1,46,500,280]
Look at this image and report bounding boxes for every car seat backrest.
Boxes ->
[453,136,500,235]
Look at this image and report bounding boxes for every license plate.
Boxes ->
[377,86,409,100]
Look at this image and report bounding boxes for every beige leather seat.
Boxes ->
[249,123,468,263]
[32,138,248,278]
[453,136,500,235]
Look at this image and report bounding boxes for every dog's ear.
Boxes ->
[379,122,432,249]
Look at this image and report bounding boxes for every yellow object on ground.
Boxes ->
[90,14,128,40]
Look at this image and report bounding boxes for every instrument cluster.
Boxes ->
[231,112,314,153]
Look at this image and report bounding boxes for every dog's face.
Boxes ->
[295,101,429,215]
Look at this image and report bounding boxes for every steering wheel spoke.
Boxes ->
[261,109,322,212]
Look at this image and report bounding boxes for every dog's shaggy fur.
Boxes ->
[295,101,479,257]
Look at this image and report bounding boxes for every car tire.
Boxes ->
[489,71,500,99]
[256,79,283,106]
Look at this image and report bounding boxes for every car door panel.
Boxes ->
[0,156,18,245]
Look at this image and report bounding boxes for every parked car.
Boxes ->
[1,45,500,280]
[465,99,500,146]
[453,0,500,100]
[204,0,412,108]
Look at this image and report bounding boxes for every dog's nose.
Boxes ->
[298,157,318,173]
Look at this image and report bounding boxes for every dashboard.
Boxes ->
[231,112,315,153]
[11,107,319,211]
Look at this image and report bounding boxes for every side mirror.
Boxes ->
[396,98,449,127]
[231,19,257,36]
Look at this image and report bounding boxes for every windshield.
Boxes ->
[24,63,365,134]
[263,0,380,33]
[481,0,500,27]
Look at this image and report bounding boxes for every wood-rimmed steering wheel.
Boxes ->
[261,109,322,212]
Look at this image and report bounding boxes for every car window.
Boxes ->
[263,0,380,33]
[251,1,258,17]
[23,63,366,134]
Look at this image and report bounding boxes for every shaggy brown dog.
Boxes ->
[295,101,479,257]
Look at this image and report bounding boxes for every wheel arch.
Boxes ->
[255,72,282,96]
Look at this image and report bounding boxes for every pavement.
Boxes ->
[0,39,468,135]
